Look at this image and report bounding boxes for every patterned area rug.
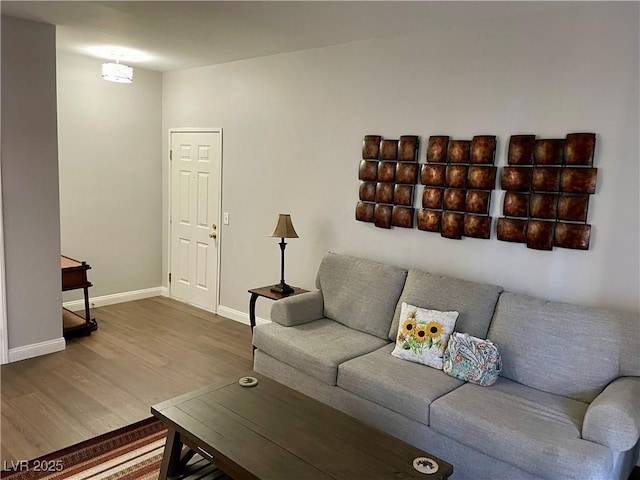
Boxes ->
[1,418,226,480]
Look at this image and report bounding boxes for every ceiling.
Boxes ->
[1,1,555,72]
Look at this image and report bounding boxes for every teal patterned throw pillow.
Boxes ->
[443,332,502,386]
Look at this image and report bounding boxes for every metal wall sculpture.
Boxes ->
[356,132,597,251]
[357,135,419,228]
[497,133,596,250]
[418,135,497,239]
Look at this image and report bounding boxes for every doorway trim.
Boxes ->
[0,163,8,364]
[167,127,223,313]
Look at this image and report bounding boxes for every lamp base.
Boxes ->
[270,282,294,294]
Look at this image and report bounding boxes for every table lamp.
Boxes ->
[270,214,298,294]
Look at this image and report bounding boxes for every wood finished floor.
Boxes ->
[1,296,253,463]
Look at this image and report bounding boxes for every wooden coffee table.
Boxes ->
[152,372,453,479]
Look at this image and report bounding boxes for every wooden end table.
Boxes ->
[247,285,308,332]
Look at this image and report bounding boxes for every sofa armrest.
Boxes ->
[582,376,640,451]
[271,290,324,327]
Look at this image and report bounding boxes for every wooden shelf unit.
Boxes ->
[61,255,97,338]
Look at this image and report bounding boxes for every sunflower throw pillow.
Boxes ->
[391,302,459,369]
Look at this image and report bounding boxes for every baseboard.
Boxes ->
[8,337,66,363]
[216,305,269,326]
[63,289,266,326]
[63,287,168,311]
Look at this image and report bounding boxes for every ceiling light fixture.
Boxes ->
[102,59,134,83]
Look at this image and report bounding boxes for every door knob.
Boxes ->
[209,224,217,239]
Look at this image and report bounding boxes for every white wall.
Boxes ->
[1,16,64,353]
[57,52,163,301]
[162,2,639,321]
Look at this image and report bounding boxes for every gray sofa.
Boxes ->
[253,253,640,479]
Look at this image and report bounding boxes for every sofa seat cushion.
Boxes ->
[337,343,464,426]
[430,378,612,480]
[253,319,389,386]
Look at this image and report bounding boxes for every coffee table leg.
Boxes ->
[159,427,183,479]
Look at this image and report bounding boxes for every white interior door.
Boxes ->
[170,130,221,312]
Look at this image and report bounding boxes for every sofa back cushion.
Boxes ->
[487,292,640,403]
[389,269,503,341]
[316,253,407,339]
